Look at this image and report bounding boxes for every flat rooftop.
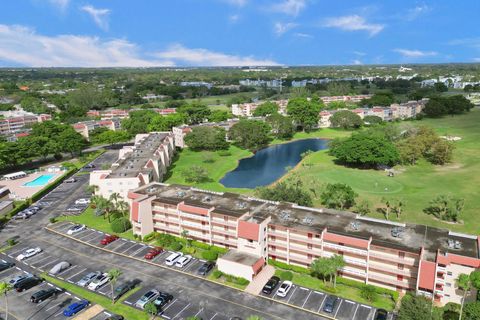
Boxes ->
[108,132,169,178]
[220,250,261,266]
[134,183,479,261]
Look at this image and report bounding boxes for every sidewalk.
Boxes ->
[245,265,275,295]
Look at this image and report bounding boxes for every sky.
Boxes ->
[0,0,479,67]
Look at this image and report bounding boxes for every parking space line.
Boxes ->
[58,264,77,276]
[182,260,197,273]
[352,304,360,320]
[131,245,147,257]
[334,299,343,318]
[67,267,87,281]
[119,243,137,254]
[38,258,61,270]
[286,286,297,303]
[29,254,51,266]
[162,298,178,312]
[302,290,313,308]
[194,308,203,317]
[317,294,327,313]
[110,240,130,252]
[172,303,191,319]
[210,312,218,320]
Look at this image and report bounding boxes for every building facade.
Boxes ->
[0,114,51,135]
[72,119,120,140]
[128,182,480,306]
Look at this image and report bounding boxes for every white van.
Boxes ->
[165,252,183,266]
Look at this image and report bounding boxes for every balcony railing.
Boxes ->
[369,252,417,266]
[323,242,368,256]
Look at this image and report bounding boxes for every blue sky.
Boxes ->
[0,0,479,67]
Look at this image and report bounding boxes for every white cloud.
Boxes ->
[393,48,437,58]
[271,0,307,17]
[48,0,70,11]
[223,0,248,7]
[406,4,431,21]
[81,5,111,31]
[294,32,313,39]
[153,44,279,66]
[353,51,366,56]
[229,14,240,23]
[352,59,363,65]
[274,22,297,36]
[323,15,384,36]
[473,58,480,62]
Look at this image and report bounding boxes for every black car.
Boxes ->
[374,309,388,320]
[153,292,174,310]
[105,315,124,320]
[0,261,14,272]
[84,163,95,169]
[197,261,215,276]
[113,281,138,301]
[14,276,43,292]
[262,276,280,295]
[322,295,339,313]
[30,288,61,303]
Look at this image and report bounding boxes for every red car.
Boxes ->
[144,247,163,260]
[100,235,119,245]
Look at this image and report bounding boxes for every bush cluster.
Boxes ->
[110,217,132,233]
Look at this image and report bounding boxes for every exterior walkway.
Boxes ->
[245,265,276,295]
[72,304,104,320]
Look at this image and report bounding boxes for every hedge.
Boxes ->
[110,218,132,233]
[212,270,223,279]
[337,277,399,302]
[268,259,311,274]
[143,231,158,242]
[168,242,183,251]
[201,250,218,261]
[5,202,28,219]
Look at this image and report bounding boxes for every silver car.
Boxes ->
[49,261,71,275]
[76,271,101,287]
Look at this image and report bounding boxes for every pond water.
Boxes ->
[220,138,329,189]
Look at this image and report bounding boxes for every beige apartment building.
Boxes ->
[128,182,480,306]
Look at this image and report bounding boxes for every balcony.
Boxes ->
[369,251,417,266]
[344,257,367,267]
[289,234,322,244]
[368,273,414,289]
[323,242,368,256]
[341,267,367,278]
[179,211,209,222]
[368,261,417,278]
[181,220,210,231]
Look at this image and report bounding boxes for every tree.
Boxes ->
[177,102,211,125]
[330,254,345,288]
[57,128,87,156]
[360,285,378,302]
[253,101,278,116]
[147,113,186,132]
[310,257,332,284]
[424,98,447,117]
[107,268,122,304]
[354,199,371,216]
[320,183,357,210]
[363,115,383,125]
[90,130,131,145]
[330,110,363,129]
[287,97,322,131]
[246,316,263,320]
[434,82,448,92]
[0,282,12,320]
[182,166,209,183]
[122,110,157,135]
[379,197,392,220]
[208,110,230,122]
[265,113,295,139]
[362,92,394,107]
[228,119,271,150]
[184,127,229,151]
[457,273,472,320]
[329,132,400,168]
[398,294,435,320]
[463,301,480,320]
[91,195,115,222]
[144,301,158,319]
[423,194,464,222]
[256,182,313,207]
[425,139,454,165]
[326,81,352,95]
[392,199,405,218]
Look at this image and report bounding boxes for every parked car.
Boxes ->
[8,274,32,286]
[63,300,89,317]
[67,224,86,235]
[153,292,174,310]
[49,261,71,275]
[276,281,293,298]
[75,198,90,205]
[64,178,77,183]
[165,252,183,266]
[112,281,137,301]
[105,315,124,320]
[144,247,163,260]
[100,235,119,245]
[322,295,339,313]
[0,261,14,272]
[88,273,109,291]
[29,206,41,212]
[66,207,82,212]
[197,261,215,276]
[262,276,280,295]
[84,163,95,169]
[12,212,29,220]
[374,309,388,320]
[175,255,192,268]
[14,276,43,292]
[30,288,62,303]
[135,289,160,309]
[16,247,42,261]
[76,271,101,287]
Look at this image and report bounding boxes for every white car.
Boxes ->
[87,273,109,291]
[67,224,86,235]
[75,198,90,205]
[175,255,192,268]
[16,247,42,261]
[276,281,293,298]
[165,252,183,266]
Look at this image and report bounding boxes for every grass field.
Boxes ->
[283,108,480,234]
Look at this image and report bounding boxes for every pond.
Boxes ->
[220,138,329,189]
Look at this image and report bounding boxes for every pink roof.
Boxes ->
[178,202,210,216]
[252,257,265,273]
[323,231,369,249]
[418,260,436,291]
[238,220,260,241]
[16,132,29,138]
[437,253,480,268]
[131,201,139,223]
[128,191,142,200]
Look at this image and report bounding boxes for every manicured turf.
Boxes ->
[283,109,480,234]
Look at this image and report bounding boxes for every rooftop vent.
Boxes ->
[391,226,404,238]
[350,221,360,231]
[279,211,290,221]
[236,202,247,209]
[177,191,186,197]
[302,217,313,225]
[146,187,156,193]
[447,239,462,250]
[203,196,212,202]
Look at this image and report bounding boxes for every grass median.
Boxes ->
[43,274,146,320]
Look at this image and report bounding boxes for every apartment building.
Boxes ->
[72,119,120,140]
[89,132,175,201]
[87,108,176,120]
[128,182,480,305]
[320,94,372,104]
[172,120,239,148]
[0,114,52,135]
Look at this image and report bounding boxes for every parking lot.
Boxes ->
[0,258,113,320]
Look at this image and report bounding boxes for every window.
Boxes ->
[271,226,275,231]
[445,294,450,297]
[398,264,404,270]
[447,272,453,276]
[315,234,320,238]
[307,244,312,250]
[308,233,313,239]
[224,216,228,222]
[446,283,452,287]
[398,252,405,259]
[248,239,253,243]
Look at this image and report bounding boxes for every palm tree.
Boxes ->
[86,184,99,195]
[109,192,120,206]
[115,200,130,218]
[310,257,331,284]
[107,268,122,304]
[91,195,115,222]
[330,254,346,288]
[0,282,13,320]
[457,273,472,320]
[381,197,391,220]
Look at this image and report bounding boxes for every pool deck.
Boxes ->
[1,171,62,200]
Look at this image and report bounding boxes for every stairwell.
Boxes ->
[245,265,276,295]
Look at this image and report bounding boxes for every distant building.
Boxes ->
[72,119,121,140]
[0,114,51,136]
[239,79,283,88]
[172,120,239,148]
[87,108,176,120]
[179,81,213,89]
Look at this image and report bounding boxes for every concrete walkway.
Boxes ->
[73,304,104,320]
[245,265,275,295]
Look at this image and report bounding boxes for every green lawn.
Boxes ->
[62,207,135,240]
[44,274,148,320]
[282,109,480,234]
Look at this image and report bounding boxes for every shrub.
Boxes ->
[143,231,158,242]
[201,250,218,261]
[168,242,183,251]
[360,285,378,302]
[209,245,228,255]
[110,218,132,233]
[157,233,177,247]
[279,271,293,281]
[49,217,57,224]
[6,239,16,246]
[212,270,223,279]
[182,247,196,255]
[235,277,250,286]
[191,240,211,250]
[268,259,310,274]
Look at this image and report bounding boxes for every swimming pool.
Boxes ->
[23,174,55,187]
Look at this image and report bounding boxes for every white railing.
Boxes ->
[323,242,368,256]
